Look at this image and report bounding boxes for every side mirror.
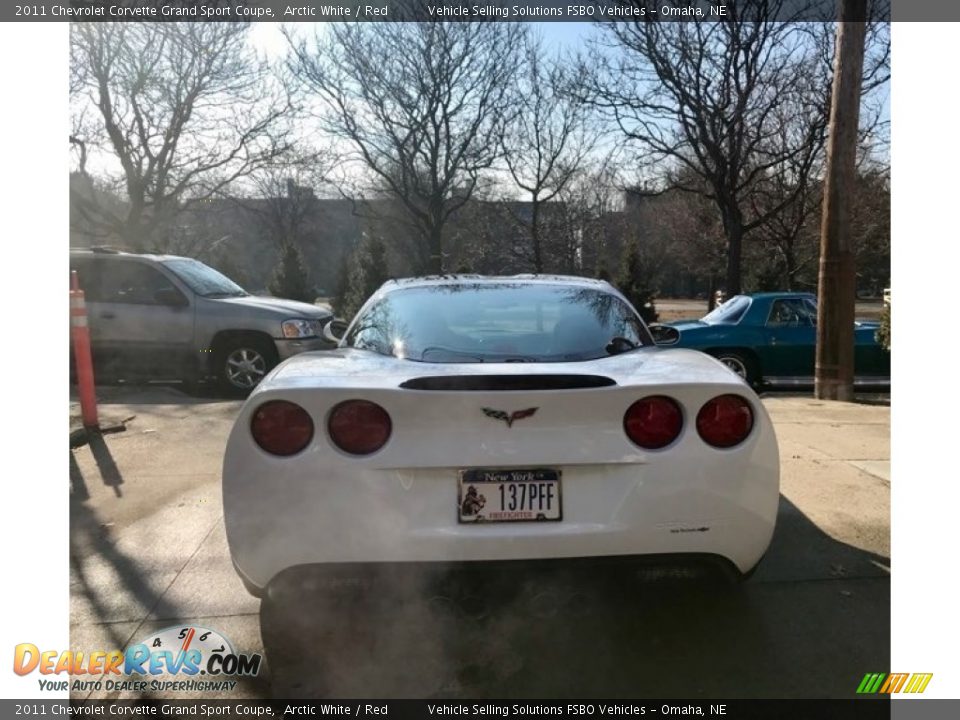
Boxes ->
[323,318,349,344]
[154,287,188,307]
[649,324,680,346]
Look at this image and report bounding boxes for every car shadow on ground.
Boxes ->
[261,495,889,700]
[69,453,271,700]
[71,378,240,405]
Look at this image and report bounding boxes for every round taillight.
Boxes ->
[696,394,754,448]
[623,396,683,449]
[328,400,392,456]
[250,400,314,456]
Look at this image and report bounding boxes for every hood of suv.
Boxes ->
[214,295,332,320]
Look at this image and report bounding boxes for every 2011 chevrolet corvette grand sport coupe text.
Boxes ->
[222,275,780,604]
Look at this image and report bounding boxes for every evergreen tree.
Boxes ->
[616,238,658,324]
[268,242,314,302]
[877,300,891,351]
[595,259,611,282]
[363,235,390,297]
[331,248,353,318]
[338,235,392,320]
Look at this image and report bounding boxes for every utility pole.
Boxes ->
[815,0,867,401]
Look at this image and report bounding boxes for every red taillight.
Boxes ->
[250,400,314,456]
[696,394,754,448]
[623,396,683,449]
[328,400,392,456]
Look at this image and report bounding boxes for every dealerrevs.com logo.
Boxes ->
[14,625,262,693]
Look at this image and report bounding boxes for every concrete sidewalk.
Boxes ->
[759,395,890,581]
[68,388,889,699]
[69,388,264,699]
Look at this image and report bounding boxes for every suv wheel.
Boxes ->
[216,336,277,396]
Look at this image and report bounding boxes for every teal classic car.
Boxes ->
[659,292,890,387]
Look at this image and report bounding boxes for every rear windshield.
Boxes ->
[344,283,649,363]
[702,295,751,324]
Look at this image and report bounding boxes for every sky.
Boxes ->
[249,21,597,57]
[247,19,889,160]
[78,22,602,185]
[79,21,889,189]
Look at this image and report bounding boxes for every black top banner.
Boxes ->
[0,699,912,720]
[6,1,899,24]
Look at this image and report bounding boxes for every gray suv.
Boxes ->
[70,249,334,395]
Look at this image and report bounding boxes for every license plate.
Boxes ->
[458,468,562,523]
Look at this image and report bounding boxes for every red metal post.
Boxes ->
[70,270,99,429]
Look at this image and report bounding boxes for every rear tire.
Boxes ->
[214,335,278,397]
[712,350,760,387]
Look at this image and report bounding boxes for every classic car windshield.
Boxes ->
[702,295,751,324]
[344,283,649,363]
[163,258,248,298]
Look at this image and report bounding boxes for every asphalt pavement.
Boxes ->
[68,385,890,700]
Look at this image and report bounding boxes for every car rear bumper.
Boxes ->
[255,554,748,600]
[224,453,779,595]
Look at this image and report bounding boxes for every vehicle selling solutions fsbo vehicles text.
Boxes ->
[424,5,727,18]
[424,705,727,716]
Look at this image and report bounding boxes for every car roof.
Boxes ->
[69,248,191,263]
[745,291,816,299]
[380,274,615,292]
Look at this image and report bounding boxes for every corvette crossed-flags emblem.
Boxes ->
[482,407,538,428]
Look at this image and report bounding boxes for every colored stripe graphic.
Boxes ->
[904,673,933,693]
[880,673,908,693]
[857,673,886,694]
[857,672,933,694]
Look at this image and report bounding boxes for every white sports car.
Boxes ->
[222,276,779,597]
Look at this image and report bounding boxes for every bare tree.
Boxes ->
[70,22,293,251]
[745,96,829,291]
[554,150,628,277]
[747,19,888,291]
[286,18,524,273]
[235,151,339,251]
[501,35,597,272]
[850,166,890,295]
[578,0,889,295]
[649,187,728,300]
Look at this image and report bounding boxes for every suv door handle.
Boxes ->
[100,312,116,319]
